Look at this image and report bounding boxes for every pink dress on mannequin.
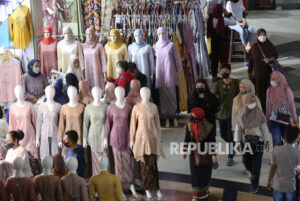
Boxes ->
[9,102,38,159]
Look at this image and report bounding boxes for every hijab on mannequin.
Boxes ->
[134,29,146,47]
[62,26,75,45]
[107,29,123,49]
[156,27,170,48]
[85,27,97,49]
[42,26,56,45]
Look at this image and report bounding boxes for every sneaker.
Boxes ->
[250,186,258,194]
[226,158,234,166]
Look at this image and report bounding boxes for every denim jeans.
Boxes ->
[273,189,296,201]
[269,120,288,147]
[219,118,234,159]
[229,24,254,45]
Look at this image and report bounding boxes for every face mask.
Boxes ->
[196,88,205,94]
[270,81,277,87]
[7,143,14,148]
[247,103,257,110]
[258,36,267,43]
[116,68,122,74]
[240,90,247,95]
[63,141,70,147]
[32,67,40,74]
[222,72,230,79]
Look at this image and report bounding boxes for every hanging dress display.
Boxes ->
[82,0,101,33]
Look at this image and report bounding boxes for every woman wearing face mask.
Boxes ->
[21,59,49,104]
[114,60,133,97]
[4,130,33,177]
[187,79,220,146]
[266,71,297,147]
[234,93,271,193]
[248,28,278,113]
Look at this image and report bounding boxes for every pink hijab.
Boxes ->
[84,28,97,49]
[77,81,93,105]
[125,80,142,107]
[155,27,170,48]
[269,71,289,109]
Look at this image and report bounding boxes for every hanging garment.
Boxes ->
[104,43,129,79]
[83,103,107,175]
[128,43,155,88]
[8,5,33,49]
[58,103,85,145]
[57,41,85,73]
[0,19,11,47]
[190,6,210,78]
[100,0,116,33]
[83,0,101,33]
[83,42,107,89]
[9,102,38,159]
[36,102,61,159]
[0,58,22,103]
[61,173,89,201]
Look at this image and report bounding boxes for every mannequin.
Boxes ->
[88,156,123,201]
[83,87,108,175]
[5,157,38,201]
[9,85,38,159]
[57,26,85,73]
[34,156,64,201]
[62,157,89,201]
[38,26,58,76]
[153,27,183,128]
[128,29,155,88]
[104,29,129,79]
[83,27,107,89]
[130,87,165,200]
[102,82,116,105]
[58,86,85,148]
[36,86,61,159]
[104,87,137,197]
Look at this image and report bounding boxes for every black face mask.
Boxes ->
[63,141,70,148]
[222,72,230,79]
[7,143,14,148]
[195,88,205,94]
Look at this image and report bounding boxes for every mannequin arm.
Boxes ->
[99,44,107,73]
[77,43,85,70]
[82,109,89,148]
[88,178,96,201]
[58,107,66,144]
[172,44,183,72]
[35,109,43,148]
[81,181,89,201]
[104,108,112,147]
[115,177,123,201]
[149,47,156,75]
[123,46,129,62]
[57,43,62,72]
[129,107,137,147]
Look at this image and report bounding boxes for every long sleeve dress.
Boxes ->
[36,102,61,159]
[38,41,58,76]
[104,43,129,79]
[83,42,107,89]
[57,41,85,73]
[34,175,64,201]
[105,103,134,188]
[9,102,38,159]
[128,43,155,88]
[83,103,107,175]
[61,174,89,201]
[6,177,38,201]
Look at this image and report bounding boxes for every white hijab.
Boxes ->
[62,26,75,46]
[67,54,84,81]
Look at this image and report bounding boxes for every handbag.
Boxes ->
[277,112,291,123]
[194,151,212,166]
[258,44,283,73]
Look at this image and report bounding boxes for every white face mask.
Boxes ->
[258,36,267,43]
[33,67,40,74]
[116,68,122,74]
[247,103,257,110]
[270,81,277,87]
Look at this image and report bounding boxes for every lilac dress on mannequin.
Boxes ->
[153,27,183,119]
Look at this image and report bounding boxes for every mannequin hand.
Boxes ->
[103,139,108,149]
[36,141,40,148]
[130,141,134,149]
[58,142,63,148]
[83,138,87,148]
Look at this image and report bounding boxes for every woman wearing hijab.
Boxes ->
[266,71,297,146]
[124,80,142,107]
[234,93,271,193]
[183,107,216,201]
[54,78,69,105]
[207,4,235,81]
[248,28,278,113]
[187,79,220,138]
[67,54,84,82]
[21,59,49,104]
[76,81,93,106]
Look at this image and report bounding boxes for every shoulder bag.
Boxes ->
[257,44,283,73]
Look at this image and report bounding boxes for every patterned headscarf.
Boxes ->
[107,29,123,49]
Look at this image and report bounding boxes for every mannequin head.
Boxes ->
[100,155,109,171]
[92,87,102,103]
[13,157,24,177]
[67,86,78,101]
[157,27,166,41]
[86,27,96,42]
[66,156,78,174]
[42,155,53,174]
[42,26,56,45]
[14,85,25,101]
[108,29,123,49]
[63,26,74,41]
[110,34,117,42]
[45,86,55,101]
[44,29,50,39]
[140,87,151,105]
[134,29,143,43]
[115,87,125,101]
